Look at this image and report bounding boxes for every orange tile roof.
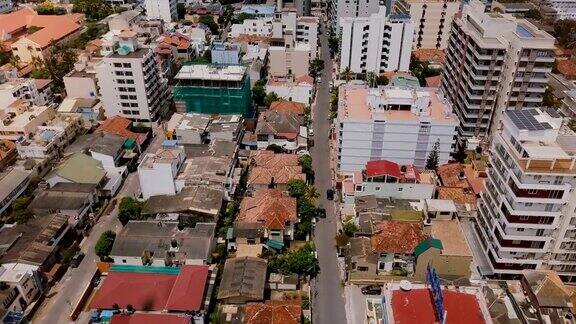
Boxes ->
[294,74,314,85]
[244,300,302,324]
[248,166,305,186]
[370,221,427,253]
[557,59,576,80]
[437,163,469,188]
[237,189,297,230]
[437,187,477,205]
[0,139,16,161]
[97,116,147,145]
[270,101,306,115]
[425,75,441,87]
[0,8,83,48]
[413,48,446,64]
[248,150,300,168]
[234,34,272,44]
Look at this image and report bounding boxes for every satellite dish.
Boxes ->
[400,280,412,291]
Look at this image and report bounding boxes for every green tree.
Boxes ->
[343,221,358,237]
[328,32,339,57]
[233,13,255,24]
[69,23,108,49]
[267,243,318,275]
[264,92,280,107]
[425,139,440,170]
[252,80,266,106]
[37,1,67,15]
[30,42,78,92]
[377,75,389,85]
[72,0,112,20]
[287,179,319,204]
[335,233,350,247]
[118,197,145,226]
[309,58,325,78]
[199,15,219,34]
[94,230,116,260]
[203,49,212,62]
[524,9,542,20]
[341,67,352,82]
[298,154,314,181]
[543,87,560,107]
[453,142,467,163]
[554,19,576,49]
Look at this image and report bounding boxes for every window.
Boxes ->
[121,102,129,107]
[114,63,122,67]
[130,103,138,107]
[528,189,537,194]
[118,87,127,92]
[115,71,124,76]
[517,228,525,232]
[117,79,126,84]
[398,188,403,192]
[126,79,134,84]
[357,266,369,272]
[122,63,131,68]
[122,259,127,263]
[125,71,133,76]
[355,185,363,191]
[129,95,137,100]
[120,95,128,99]
[375,187,380,191]
[127,87,136,92]
[525,202,533,207]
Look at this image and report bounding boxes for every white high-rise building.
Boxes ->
[339,7,414,75]
[440,0,556,142]
[544,0,576,19]
[476,108,576,282]
[96,31,169,123]
[144,0,177,23]
[329,0,382,30]
[336,84,459,172]
[394,0,460,49]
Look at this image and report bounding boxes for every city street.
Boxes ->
[310,23,347,324]
[32,131,165,324]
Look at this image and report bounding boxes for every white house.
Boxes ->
[137,144,186,199]
[266,75,314,105]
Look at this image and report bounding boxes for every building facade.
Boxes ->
[329,0,382,30]
[144,0,177,23]
[336,85,458,173]
[543,0,576,19]
[339,7,414,75]
[476,108,576,282]
[394,0,460,49]
[96,33,169,123]
[440,0,556,142]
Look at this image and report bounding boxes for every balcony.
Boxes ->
[488,249,537,271]
[500,203,554,226]
[498,136,576,175]
[494,227,545,250]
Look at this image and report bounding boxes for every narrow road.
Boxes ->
[311,23,347,324]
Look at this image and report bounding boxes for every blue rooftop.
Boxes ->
[110,264,181,274]
[162,140,179,147]
[40,129,57,141]
[516,25,534,38]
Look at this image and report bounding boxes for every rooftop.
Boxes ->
[425,199,458,213]
[256,110,302,136]
[110,314,192,324]
[53,153,105,184]
[28,184,95,212]
[269,101,306,115]
[140,146,184,169]
[97,116,147,145]
[338,85,458,123]
[370,221,426,253]
[248,166,305,186]
[248,150,300,168]
[0,213,69,266]
[89,134,126,156]
[245,301,302,324]
[430,220,472,257]
[175,64,246,81]
[90,265,209,312]
[522,270,572,309]
[109,221,215,261]
[142,186,224,217]
[177,156,233,188]
[166,112,211,133]
[217,256,267,301]
[237,189,297,230]
[0,168,30,202]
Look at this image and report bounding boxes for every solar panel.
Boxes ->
[506,109,551,131]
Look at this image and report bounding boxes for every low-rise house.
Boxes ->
[236,189,298,246]
[90,265,210,322]
[423,199,457,220]
[255,110,306,152]
[217,257,267,304]
[247,165,304,192]
[207,114,243,142]
[16,126,72,161]
[166,112,211,145]
[521,270,574,318]
[57,98,103,125]
[142,186,224,222]
[109,221,216,266]
[27,183,98,226]
[175,156,238,199]
[89,134,130,169]
[413,220,473,282]
[270,101,306,116]
[245,301,302,324]
[0,78,51,109]
[0,168,31,215]
[63,54,101,100]
[436,162,485,208]
[227,223,265,252]
[0,213,70,272]
[138,144,186,199]
[0,103,55,141]
[211,41,241,65]
[96,116,148,148]
[370,221,426,276]
[342,160,435,204]
[0,283,28,322]
[45,153,106,188]
[0,140,16,171]
[266,75,314,104]
[0,264,40,308]
[248,150,300,168]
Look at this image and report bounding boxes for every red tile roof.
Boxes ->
[391,288,485,324]
[370,221,426,253]
[425,75,441,87]
[90,265,209,312]
[111,314,192,324]
[237,189,297,230]
[244,300,302,324]
[270,101,306,115]
[413,48,446,64]
[249,150,300,168]
[557,59,576,80]
[365,160,401,178]
[295,74,314,85]
[97,116,147,145]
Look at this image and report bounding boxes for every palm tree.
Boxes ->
[341,67,352,83]
[366,72,377,87]
[8,55,20,70]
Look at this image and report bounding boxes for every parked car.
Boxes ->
[70,252,85,268]
[326,189,335,200]
[316,208,326,218]
[361,285,382,295]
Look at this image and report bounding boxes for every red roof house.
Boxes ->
[111,314,192,324]
[90,265,209,312]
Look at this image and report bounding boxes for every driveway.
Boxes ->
[310,22,347,324]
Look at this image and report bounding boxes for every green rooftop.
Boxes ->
[414,238,443,258]
[390,210,422,222]
[55,153,105,184]
[110,264,181,274]
[390,75,420,88]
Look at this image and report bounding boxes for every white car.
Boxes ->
[309,128,314,137]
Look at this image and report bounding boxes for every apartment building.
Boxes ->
[339,7,414,75]
[0,79,51,109]
[0,104,55,141]
[144,0,177,23]
[542,0,576,19]
[64,53,102,100]
[336,84,458,173]
[394,0,460,49]
[137,144,186,199]
[440,0,556,142]
[329,0,382,30]
[476,108,576,281]
[96,31,169,123]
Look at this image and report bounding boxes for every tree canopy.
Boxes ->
[554,19,576,49]
[72,0,112,21]
[95,230,116,260]
[409,54,442,86]
[118,197,146,226]
[425,140,440,170]
[199,15,219,35]
[267,243,318,275]
[252,80,266,106]
[37,1,67,15]
[30,42,77,92]
[264,92,280,108]
[309,58,325,78]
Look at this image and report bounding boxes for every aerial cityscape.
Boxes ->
[0,0,574,322]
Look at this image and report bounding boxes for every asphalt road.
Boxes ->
[32,131,165,324]
[310,23,347,324]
